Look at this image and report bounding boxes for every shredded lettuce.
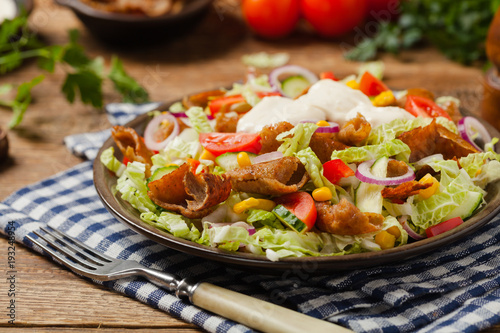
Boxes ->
[164,136,201,162]
[115,161,158,214]
[141,211,200,241]
[331,139,411,163]
[358,61,385,80]
[277,123,318,156]
[247,209,284,229]
[186,106,213,134]
[100,147,125,176]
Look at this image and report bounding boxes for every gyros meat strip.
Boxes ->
[111,126,153,177]
[259,121,349,163]
[148,163,231,219]
[227,156,309,196]
[381,181,431,202]
[397,119,479,162]
[315,198,384,235]
[337,113,371,146]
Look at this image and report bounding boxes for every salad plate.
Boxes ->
[93,98,500,274]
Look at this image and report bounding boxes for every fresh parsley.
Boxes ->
[345,0,500,65]
[0,13,149,128]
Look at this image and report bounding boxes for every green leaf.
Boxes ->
[62,70,103,108]
[37,45,64,73]
[108,56,149,103]
[8,75,44,128]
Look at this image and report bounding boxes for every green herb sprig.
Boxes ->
[345,0,500,65]
[0,13,149,128]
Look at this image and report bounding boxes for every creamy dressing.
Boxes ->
[0,0,17,24]
[236,79,414,133]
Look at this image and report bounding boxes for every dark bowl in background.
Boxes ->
[53,0,214,45]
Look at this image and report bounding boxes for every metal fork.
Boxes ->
[26,227,352,333]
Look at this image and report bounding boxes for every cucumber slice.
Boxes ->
[355,156,389,214]
[281,75,310,98]
[147,165,178,183]
[443,191,483,221]
[272,204,307,233]
[215,152,257,171]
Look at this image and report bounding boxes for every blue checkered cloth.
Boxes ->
[2,101,500,333]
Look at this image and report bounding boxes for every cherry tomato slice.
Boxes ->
[320,71,339,81]
[405,95,452,120]
[425,217,464,237]
[274,192,317,231]
[199,133,262,156]
[359,71,389,96]
[208,92,281,116]
[323,159,354,184]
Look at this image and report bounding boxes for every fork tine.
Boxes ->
[26,234,96,277]
[40,227,109,266]
[32,230,99,271]
[45,226,113,262]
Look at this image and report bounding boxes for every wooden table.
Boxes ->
[0,0,498,332]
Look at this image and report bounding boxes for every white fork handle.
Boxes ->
[191,282,353,333]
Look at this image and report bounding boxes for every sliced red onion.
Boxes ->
[399,216,425,240]
[315,122,340,133]
[355,158,415,186]
[269,65,319,98]
[253,151,283,164]
[144,113,179,151]
[413,154,444,168]
[170,111,214,120]
[458,116,491,152]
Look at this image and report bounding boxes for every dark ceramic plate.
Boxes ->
[93,102,500,274]
[55,0,213,45]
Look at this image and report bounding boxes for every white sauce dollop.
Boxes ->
[236,79,415,133]
[0,0,17,24]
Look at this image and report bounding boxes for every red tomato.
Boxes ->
[199,133,262,156]
[274,192,317,231]
[300,0,368,37]
[359,71,389,96]
[405,95,452,120]
[426,217,464,238]
[320,71,339,81]
[242,0,301,39]
[208,92,280,116]
[323,159,354,184]
[123,156,130,165]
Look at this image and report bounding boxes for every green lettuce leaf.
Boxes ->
[100,147,125,176]
[277,123,318,157]
[186,106,213,134]
[141,211,200,241]
[331,139,411,163]
[115,161,158,214]
[246,208,284,229]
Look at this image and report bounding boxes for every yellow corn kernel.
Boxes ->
[372,90,396,107]
[237,152,252,168]
[316,120,330,127]
[375,230,396,250]
[418,173,440,200]
[312,187,333,201]
[253,199,277,211]
[233,197,259,214]
[386,226,401,239]
[200,149,216,161]
[346,80,360,90]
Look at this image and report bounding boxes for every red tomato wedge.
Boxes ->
[199,133,262,156]
[274,192,317,232]
[208,92,280,116]
[320,71,338,81]
[405,95,452,120]
[323,159,354,184]
[359,71,389,96]
[425,217,464,238]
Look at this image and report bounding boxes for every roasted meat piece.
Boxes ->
[397,120,479,162]
[227,156,309,196]
[148,163,231,218]
[259,121,294,154]
[337,113,371,146]
[315,198,384,235]
[214,111,240,133]
[111,126,153,177]
[381,181,431,202]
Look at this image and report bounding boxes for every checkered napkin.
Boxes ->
[2,102,500,333]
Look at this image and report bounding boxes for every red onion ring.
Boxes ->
[209,221,256,236]
[315,123,340,133]
[355,158,415,186]
[457,116,491,152]
[269,65,319,98]
[254,151,283,164]
[144,113,179,151]
[171,112,214,120]
[399,216,425,240]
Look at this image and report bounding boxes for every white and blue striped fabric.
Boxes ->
[1,102,500,333]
